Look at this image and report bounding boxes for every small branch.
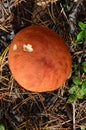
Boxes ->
[72,101,76,130]
[69,0,83,34]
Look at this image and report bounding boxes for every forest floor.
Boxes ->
[0,0,86,130]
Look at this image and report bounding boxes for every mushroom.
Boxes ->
[8,25,72,92]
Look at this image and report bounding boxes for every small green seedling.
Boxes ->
[68,21,86,102]
[68,77,86,102]
[77,21,86,42]
[68,61,86,102]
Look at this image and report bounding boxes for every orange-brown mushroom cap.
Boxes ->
[8,25,72,92]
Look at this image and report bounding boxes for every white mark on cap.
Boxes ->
[23,44,33,52]
[13,44,17,51]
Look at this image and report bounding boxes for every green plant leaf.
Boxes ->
[85,29,86,36]
[82,62,86,73]
[82,81,86,95]
[72,77,81,85]
[68,94,76,102]
[69,85,78,94]
[77,30,86,42]
[78,22,86,30]
[0,124,5,130]
[76,81,86,99]
[76,88,84,99]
